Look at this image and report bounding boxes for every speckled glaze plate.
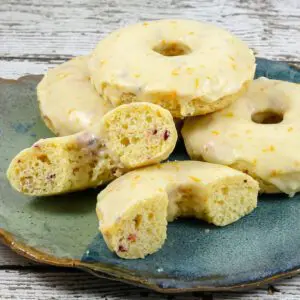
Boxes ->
[1,58,300,293]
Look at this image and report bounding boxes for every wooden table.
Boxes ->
[1,0,300,298]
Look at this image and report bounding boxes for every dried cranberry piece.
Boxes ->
[163,130,170,140]
[118,245,127,252]
[153,129,158,135]
[47,174,56,180]
[127,234,137,242]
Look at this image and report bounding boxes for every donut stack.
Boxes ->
[7,20,300,259]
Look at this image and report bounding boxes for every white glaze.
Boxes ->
[37,56,113,136]
[183,78,300,196]
[97,161,258,228]
[89,19,255,117]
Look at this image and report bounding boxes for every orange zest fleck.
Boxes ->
[224,112,234,118]
[168,91,177,99]
[189,176,201,182]
[270,169,281,177]
[171,69,179,76]
[262,145,275,152]
[211,130,220,136]
[57,73,69,79]
[186,67,194,74]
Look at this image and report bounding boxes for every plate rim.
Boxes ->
[2,217,300,293]
[1,61,300,293]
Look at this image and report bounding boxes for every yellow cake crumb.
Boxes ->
[7,103,178,196]
[96,161,259,259]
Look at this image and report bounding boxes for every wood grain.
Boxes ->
[0,244,34,266]
[1,0,300,62]
[0,267,299,300]
[0,244,299,299]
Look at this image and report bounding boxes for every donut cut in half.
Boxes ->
[97,161,258,259]
[7,103,177,196]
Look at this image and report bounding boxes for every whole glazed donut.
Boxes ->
[88,19,255,118]
[37,56,113,136]
[182,78,300,196]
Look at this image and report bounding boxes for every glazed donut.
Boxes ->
[37,56,113,136]
[182,78,300,196]
[7,103,177,196]
[89,19,255,118]
[96,161,258,259]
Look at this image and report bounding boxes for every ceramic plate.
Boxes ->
[1,58,300,293]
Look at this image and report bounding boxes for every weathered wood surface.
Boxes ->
[0,241,299,300]
[1,0,300,298]
[1,0,300,73]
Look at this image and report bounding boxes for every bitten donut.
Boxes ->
[7,103,177,196]
[182,78,300,196]
[96,161,259,259]
[89,19,255,118]
[37,56,113,136]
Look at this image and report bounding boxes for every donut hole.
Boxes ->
[153,41,191,57]
[251,110,283,124]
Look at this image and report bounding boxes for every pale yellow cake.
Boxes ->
[89,19,255,118]
[182,78,300,196]
[7,103,177,196]
[37,56,113,136]
[96,161,259,259]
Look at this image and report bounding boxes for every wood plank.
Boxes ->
[0,244,36,266]
[1,0,300,298]
[0,59,59,79]
[1,0,300,61]
[0,239,300,298]
[0,239,299,298]
[0,268,299,300]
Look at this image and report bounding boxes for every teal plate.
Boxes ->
[0,58,300,293]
